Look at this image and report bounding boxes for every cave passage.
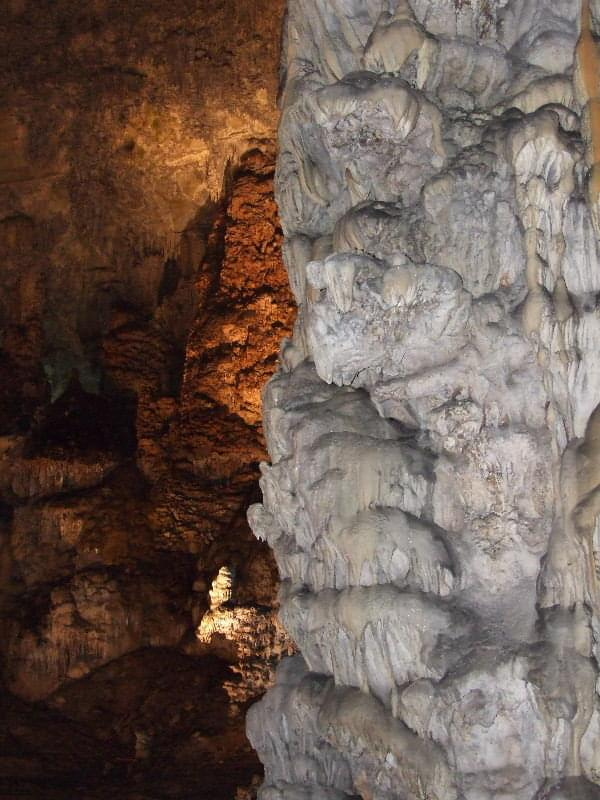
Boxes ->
[0,2,294,798]
[0,147,295,800]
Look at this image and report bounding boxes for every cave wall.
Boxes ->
[0,0,286,412]
[0,2,294,798]
[248,2,600,799]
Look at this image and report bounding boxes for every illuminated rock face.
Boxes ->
[0,0,295,788]
[0,148,295,798]
[248,2,600,798]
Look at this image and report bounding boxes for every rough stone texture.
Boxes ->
[0,2,295,797]
[1,0,285,401]
[248,2,600,799]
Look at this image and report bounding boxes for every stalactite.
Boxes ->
[248,2,600,798]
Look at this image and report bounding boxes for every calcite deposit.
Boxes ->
[0,2,295,797]
[248,2,600,798]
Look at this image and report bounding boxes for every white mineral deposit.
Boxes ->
[247,2,600,798]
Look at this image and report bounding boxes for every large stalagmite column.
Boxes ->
[247,2,600,798]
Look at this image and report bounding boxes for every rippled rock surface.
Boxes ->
[248,2,600,798]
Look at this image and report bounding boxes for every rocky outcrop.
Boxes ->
[0,2,295,794]
[0,149,295,797]
[248,2,600,799]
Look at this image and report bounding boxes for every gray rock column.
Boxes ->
[247,2,600,798]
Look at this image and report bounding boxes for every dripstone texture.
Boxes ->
[0,3,296,797]
[248,2,600,799]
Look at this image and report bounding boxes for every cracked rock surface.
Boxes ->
[248,2,600,798]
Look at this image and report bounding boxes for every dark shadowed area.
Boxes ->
[0,2,295,797]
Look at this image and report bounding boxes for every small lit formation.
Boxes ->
[209,565,235,610]
[197,565,236,643]
[195,565,294,704]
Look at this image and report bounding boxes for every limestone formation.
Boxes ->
[0,4,295,794]
[209,566,236,609]
[248,2,600,798]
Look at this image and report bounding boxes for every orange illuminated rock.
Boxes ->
[0,1,293,797]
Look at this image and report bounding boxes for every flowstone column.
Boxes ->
[247,2,600,798]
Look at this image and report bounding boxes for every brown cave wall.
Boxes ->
[0,0,287,422]
[0,2,294,798]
